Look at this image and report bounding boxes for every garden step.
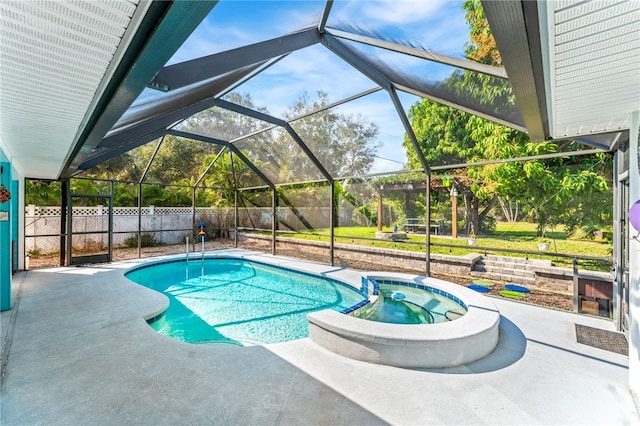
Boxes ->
[482,255,552,268]
[475,260,531,272]
[476,265,531,276]
[471,254,540,286]
[470,271,535,286]
[484,254,529,264]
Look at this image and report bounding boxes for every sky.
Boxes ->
[164,0,470,175]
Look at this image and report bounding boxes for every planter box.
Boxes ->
[375,231,407,241]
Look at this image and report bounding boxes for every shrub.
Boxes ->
[123,232,158,248]
[27,248,42,258]
[481,215,496,234]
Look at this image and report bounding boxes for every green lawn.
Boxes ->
[272,221,612,271]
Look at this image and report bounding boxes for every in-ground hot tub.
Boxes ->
[307,272,500,368]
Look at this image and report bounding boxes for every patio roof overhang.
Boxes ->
[0,0,216,180]
[483,0,639,150]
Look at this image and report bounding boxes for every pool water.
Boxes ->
[126,258,366,346]
[360,284,467,324]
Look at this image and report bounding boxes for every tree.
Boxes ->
[25,180,61,206]
[404,98,494,233]
[283,91,380,179]
[463,0,501,66]
[403,0,612,236]
[81,151,141,182]
[142,135,213,185]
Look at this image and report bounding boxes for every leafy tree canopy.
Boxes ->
[69,91,380,208]
[402,0,612,235]
[285,91,380,179]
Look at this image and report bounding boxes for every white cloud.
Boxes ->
[168,1,325,65]
[357,0,449,25]
[233,45,375,114]
[329,0,468,57]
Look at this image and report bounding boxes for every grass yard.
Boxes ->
[274,221,612,271]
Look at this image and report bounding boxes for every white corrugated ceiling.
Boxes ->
[546,0,640,139]
[0,0,145,179]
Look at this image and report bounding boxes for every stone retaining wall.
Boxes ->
[245,234,611,295]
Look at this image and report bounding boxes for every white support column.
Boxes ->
[17,175,25,270]
[628,110,640,399]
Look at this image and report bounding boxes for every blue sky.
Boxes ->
[167,0,470,174]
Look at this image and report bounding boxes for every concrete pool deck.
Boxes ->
[1,250,639,425]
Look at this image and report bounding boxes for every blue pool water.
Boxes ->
[126,258,366,346]
[361,284,467,324]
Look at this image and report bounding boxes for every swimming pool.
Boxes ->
[125,257,366,346]
[126,252,500,367]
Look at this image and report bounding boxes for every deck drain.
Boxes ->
[575,324,628,356]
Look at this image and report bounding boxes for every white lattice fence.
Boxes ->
[24,205,337,255]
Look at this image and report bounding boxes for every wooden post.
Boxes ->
[377,189,383,232]
[451,187,458,239]
[425,174,431,277]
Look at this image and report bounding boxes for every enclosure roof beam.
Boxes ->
[104,68,260,146]
[139,136,165,183]
[322,32,526,133]
[214,99,287,126]
[148,27,320,92]
[75,68,260,173]
[320,33,392,91]
[195,147,228,188]
[214,99,334,182]
[318,1,333,34]
[227,87,381,144]
[321,34,429,172]
[429,148,607,171]
[168,129,275,189]
[282,123,333,183]
[288,87,382,122]
[396,84,529,134]
[228,124,278,145]
[325,27,508,79]
[79,71,259,172]
[214,55,290,101]
[389,87,429,172]
[77,129,168,172]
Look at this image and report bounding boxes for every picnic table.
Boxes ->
[402,218,444,234]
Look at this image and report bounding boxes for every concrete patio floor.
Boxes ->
[1,251,639,425]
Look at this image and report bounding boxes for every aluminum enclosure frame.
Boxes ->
[51,0,625,285]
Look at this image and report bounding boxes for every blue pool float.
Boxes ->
[467,284,490,293]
